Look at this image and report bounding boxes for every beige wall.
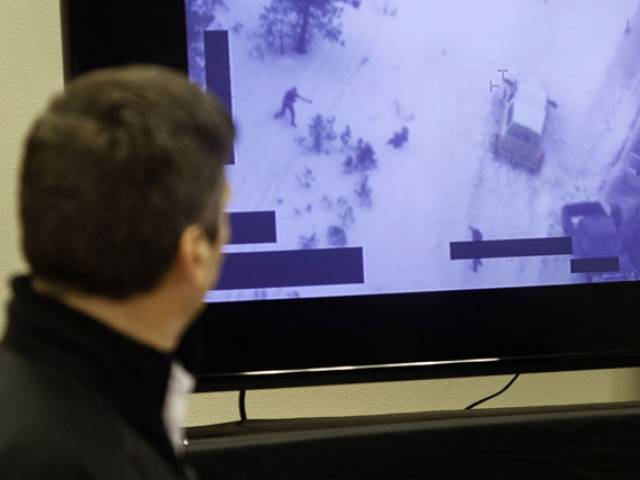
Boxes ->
[186,368,640,425]
[2,1,639,427]
[0,0,63,326]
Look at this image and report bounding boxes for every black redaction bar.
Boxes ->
[227,211,277,245]
[450,237,572,260]
[571,257,620,274]
[216,248,365,290]
[205,30,235,165]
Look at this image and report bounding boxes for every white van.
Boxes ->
[493,79,549,173]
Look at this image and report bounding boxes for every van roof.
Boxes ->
[511,80,548,135]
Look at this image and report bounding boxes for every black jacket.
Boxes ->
[0,277,194,479]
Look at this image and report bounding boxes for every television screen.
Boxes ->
[61,1,640,390]
[185,0,640,303]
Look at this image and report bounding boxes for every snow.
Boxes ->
[186,0,640,303]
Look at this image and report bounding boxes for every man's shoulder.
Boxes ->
[0,346,116,425]
[0,346,126,477]
[0,347,187,479]
[0,437,112,479]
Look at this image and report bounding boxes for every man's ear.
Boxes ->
[175,184,231,290]
[175,224,214,289]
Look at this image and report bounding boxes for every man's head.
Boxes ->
[20,65,234,314]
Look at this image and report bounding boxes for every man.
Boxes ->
[469,226,484,272]
[0,65,235,479]
[273,86,311,127]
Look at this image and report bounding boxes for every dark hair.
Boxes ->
[20,65,235,298]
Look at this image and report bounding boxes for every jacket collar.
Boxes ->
[4,276,183,471]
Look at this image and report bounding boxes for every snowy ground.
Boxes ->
[187,0,640,302]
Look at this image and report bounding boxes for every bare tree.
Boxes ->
[186,0,226,86]
[259,0,361,55]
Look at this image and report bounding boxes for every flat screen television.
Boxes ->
[61,0,640,391]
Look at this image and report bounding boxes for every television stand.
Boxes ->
[186,401,640,479]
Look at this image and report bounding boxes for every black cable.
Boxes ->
[238,389,247,422]
[465,373,520,410]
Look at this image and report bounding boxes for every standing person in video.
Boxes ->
[0,66,235,480]
[469,226,484,272]
[274,86,312,127]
